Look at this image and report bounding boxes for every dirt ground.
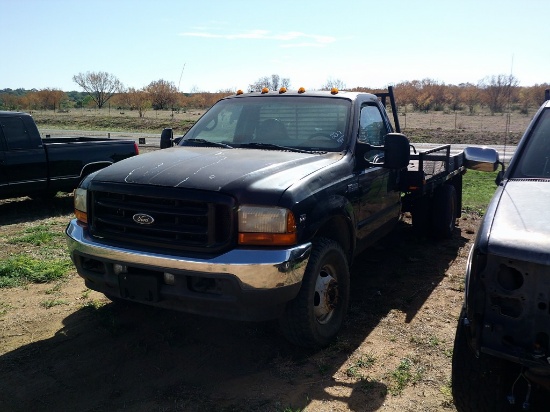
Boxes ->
[1,190,480,412]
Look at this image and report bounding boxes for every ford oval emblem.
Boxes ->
[133,213,155,225]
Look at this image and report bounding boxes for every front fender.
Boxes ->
[80,161,113,179]
[301,194,356,260]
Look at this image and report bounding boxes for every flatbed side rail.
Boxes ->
[403,144,465,195]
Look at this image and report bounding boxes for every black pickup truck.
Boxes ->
[0,111,139,200]
[65,87,498,348]
[452,90,550,411]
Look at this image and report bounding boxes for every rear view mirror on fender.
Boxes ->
[160,128,174,149]
[356,132,411,169]
[463,146,500,172]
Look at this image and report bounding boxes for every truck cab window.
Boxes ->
[0,117,33,150]
[184,97,350,151]
[359,104,387,162]
[515,109,550,178]
[359,105,387,145]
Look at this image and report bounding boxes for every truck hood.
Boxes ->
[94,146,342,194]
[487,180,550,264]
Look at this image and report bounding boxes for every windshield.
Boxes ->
[181,96,351,152]
[512,108,550,178]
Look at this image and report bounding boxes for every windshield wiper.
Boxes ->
[181,138,234,149]
[239,142,321,154]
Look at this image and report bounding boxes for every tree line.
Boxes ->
[1,71,549,116]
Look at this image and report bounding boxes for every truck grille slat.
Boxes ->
[95,199,208,217]
[89,186,235,254]
[95,217,208,236]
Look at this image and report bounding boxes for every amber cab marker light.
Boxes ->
[236,89,244,95]
[261,87,269,94]
[331,87,339,95]
[279,87,287,94]
[298,87,306,94]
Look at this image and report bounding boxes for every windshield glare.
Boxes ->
[182,96,351,151]
[513,108,550,178]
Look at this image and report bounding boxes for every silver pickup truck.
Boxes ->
[453,90,550,411]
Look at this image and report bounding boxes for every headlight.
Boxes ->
[238,205,296,246]
[74,187,88,224]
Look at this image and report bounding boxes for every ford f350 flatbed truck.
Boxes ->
[65,86,498,348]
[0,111,139,200]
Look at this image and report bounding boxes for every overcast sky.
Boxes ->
[2,0,549,92]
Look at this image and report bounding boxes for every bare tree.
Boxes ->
[146,79,178,110]
[249,74,290,92]
[249,76,271,92]
[271,74,280,91]
[321,77,346,90]
[479,74,519,114]
[72,71,123,109]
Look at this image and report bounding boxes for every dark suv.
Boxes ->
[453,90,550,411]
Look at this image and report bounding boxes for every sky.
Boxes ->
[2,0,549,93]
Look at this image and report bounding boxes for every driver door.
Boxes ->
[355,103,401,242]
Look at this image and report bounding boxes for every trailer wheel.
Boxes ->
[279,238,350,348]
[452,309,513,411]
[432,184,457,239]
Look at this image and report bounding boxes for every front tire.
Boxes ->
[452,309,514,411]
[279,238,350,348]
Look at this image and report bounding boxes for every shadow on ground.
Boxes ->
[0,194,73,226]
[0,221,472,411]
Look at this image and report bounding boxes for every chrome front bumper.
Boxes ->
[65,219,311,291]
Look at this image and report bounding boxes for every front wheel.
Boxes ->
[452,309,515,411]
[279,238,350,348]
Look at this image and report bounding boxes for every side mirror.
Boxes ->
[160,128,174,149]
[384,133,411,169]
[463,146,500,172]
[357,133,411,169]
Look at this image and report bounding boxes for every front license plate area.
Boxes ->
[119,274,159,302]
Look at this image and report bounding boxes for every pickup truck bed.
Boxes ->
[0,111,139,199]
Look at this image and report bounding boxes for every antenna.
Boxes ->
[178,63,186,92]
[503,54,514,170]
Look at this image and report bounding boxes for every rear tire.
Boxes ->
[432,184,457,239]
[412,195,433,236]
[279,238,350,348]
